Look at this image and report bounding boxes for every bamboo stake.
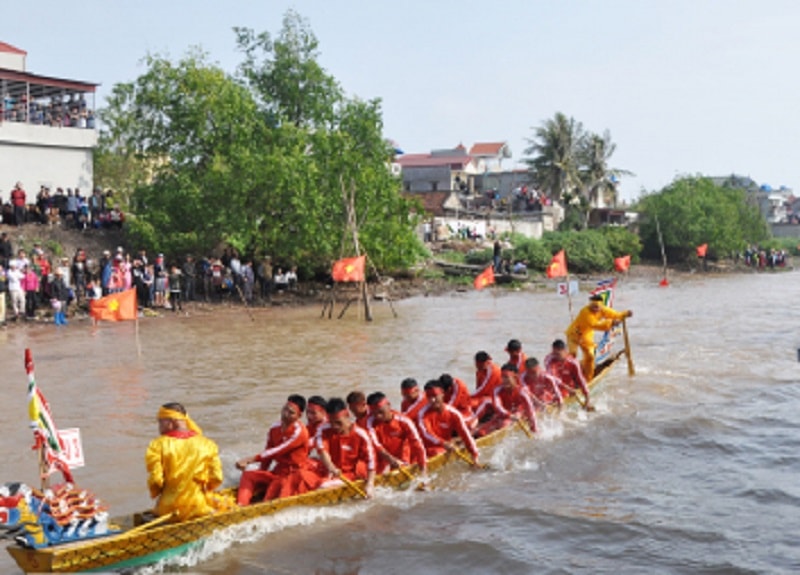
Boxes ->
[622,317,635,376]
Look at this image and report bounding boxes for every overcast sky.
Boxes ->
[4,0,798,201]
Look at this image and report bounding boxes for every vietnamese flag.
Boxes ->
[332,255,366,283]
[546,250,568,278]
[89,288,137,322]
[614,255,631,272]
[696,243,708,258]
[474,265,495,290]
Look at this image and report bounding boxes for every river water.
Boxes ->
[1,271,799,574]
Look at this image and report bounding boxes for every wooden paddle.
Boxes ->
[516,418,534,439]
[574,390,596,412]
[452,447,488,469]
[622,317,635,376]
[338,475,369,499]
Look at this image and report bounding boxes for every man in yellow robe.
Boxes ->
[145,402,224,521]
[567,295,633,381]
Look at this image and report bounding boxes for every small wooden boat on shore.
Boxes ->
[5,343,630,573]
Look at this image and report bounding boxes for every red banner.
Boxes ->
[332,256,366,283]
[696,244,708,258]
[474,265,495,290]
[546,250,567,278]
[89,288,137,322]
[614,255,631,272]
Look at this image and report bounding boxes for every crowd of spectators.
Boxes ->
[742,245,787,269]
[0,237,299,326]
[2,92,95,129]
[1,182,124,230]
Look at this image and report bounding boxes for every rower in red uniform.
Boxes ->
[505,339,528,374]
[235,395,315,504]
[439,373,474,423]
[305,395,328,449]
[346,391,369,429]
[522,357,563,408]
[544,339,591,408]
[472,351,502,409]
[400,378,427,426]
[315,397,376,497]
[474,364,537,437]
[366,392,427,475]
[418,380,480,466]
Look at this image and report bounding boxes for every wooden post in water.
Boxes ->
[622,317,635,376]
[655,215,669,286]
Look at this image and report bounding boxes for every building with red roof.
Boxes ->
[0,41,98,204]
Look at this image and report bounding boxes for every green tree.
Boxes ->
[98,14,423,272]
[578,130,632,209]
[234,10,342,128]
[524,112,585,203]
[638,176,769,261]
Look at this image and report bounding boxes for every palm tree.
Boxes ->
[523,112,585,202]
[579,130,633,209]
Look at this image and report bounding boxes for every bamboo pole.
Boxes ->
[622,317,635,376]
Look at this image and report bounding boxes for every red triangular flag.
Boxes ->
[332,256,366,283]
[546,250,567,278]
[474,265,495,290]
[696,244,708,258]
[614,255,631,273]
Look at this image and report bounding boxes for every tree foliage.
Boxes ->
[638,176,769,261]
[99,13,423,271]
[523,113,631,231]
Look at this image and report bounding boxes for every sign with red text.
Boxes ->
[57,428,85,469]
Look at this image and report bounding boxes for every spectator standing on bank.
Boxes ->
[168,265,183,312]
[0,266,7,325]
[182,255,196,302]
[258,256,273,300]
[10,182,26,225]
[0,232,13,269]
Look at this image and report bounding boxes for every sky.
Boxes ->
[3,0,799,202]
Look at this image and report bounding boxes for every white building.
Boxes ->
[0,41,98,202]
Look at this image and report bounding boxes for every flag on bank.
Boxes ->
[474,265,495,290]
[614,255,631,272]
[546,250,568,278]
[89,288,137,322]
[332,256,366,283]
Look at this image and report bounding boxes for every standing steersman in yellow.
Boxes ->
[146,402,225,522]
[567,295,633,381]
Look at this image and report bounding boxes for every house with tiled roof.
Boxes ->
[0,41,98,202]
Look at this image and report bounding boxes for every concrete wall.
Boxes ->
[0,52,25,71]
[771,223,800,238]
[402,165,452,192]
[426,211,554,241]
[0,122,96,202]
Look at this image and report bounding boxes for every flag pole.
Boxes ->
[135,315,142,359]
[655,215,669,286]
[565,252,574,321]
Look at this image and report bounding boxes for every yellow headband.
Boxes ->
[157,407,203,435]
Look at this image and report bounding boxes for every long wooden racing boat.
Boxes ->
[6,349,629,574]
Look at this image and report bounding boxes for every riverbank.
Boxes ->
[0,223,792,327]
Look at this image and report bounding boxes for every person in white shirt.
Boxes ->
[7,262,25,320]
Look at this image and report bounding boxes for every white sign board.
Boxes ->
[556,281,579,296]
[58,428,85,469]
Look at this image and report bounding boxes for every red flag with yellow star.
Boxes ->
[546,250,568,278]
[89,288,137,321]
[332,256,366,283]
[473,265,495,290]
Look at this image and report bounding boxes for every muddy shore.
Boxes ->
[0,223,791,326]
